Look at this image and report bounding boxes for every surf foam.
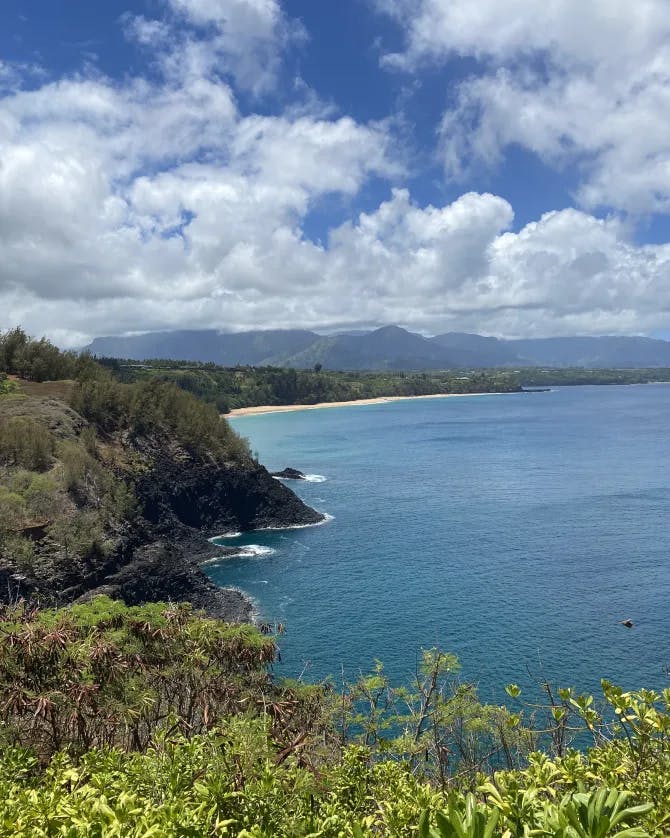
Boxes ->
[273,474,327,483]
[236,545,276,558]
[208,532,241,541]
[260,512,334,531]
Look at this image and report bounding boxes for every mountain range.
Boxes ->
[85,326,670,370]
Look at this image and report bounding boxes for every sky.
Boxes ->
[1,0,670,345]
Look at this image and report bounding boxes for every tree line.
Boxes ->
[101,358,522,413]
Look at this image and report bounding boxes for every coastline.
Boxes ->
[227,391,508,417]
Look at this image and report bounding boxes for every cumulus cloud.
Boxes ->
[0,5,396,343]
[154,0,306,95]
[1,1,670,345]
[374,0,670,215]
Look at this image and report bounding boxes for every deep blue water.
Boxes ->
[206,386,670,701]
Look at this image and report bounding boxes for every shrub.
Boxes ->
[0,417,54,471]
[71,378,251,461]
[0,597,284,757]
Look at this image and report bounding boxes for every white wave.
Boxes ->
[236,544,276,558]
[200,554,240,566]
[200,545,275,566]
[260,512,334,531]
[273,473,327,483]
[208,532,241,541]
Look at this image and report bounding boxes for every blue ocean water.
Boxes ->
[206,385,670,701]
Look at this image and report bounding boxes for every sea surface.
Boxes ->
[206,385,670,700]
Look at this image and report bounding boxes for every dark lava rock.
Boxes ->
[137,458,323,534]
[271,467,306,480]
[76,541,253,622]
[0,398,324,622]
[4,455,323,622]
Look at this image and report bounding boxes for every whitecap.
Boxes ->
[236,545,276,558]
[200,555,233,566]
[200,545,275,566]
[304,474,327,483]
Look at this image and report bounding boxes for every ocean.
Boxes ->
[205,385,670,701]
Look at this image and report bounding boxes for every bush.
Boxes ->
[0,372,15,396]
[71,378,251,461]
[0,417,54,471]
[0,600,665,836]
[2,470,61,523]
[0,486,27,532]
[0,597,281,757]
[13,338,76,382]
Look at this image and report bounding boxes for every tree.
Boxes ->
[0,327,28,373]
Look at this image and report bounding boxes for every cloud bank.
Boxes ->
[1,0,669,345]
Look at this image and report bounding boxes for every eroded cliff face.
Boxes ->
[0,396,323,619]
[137,449,323,534]
[75,456,324,620]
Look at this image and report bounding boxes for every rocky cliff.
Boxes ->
[0,391,323,620]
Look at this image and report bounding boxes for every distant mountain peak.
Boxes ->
[84,327,670,370]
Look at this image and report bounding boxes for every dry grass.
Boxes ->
[15,379,76,400]
[0,391,84,440]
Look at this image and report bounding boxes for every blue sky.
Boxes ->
[1,0,669,343]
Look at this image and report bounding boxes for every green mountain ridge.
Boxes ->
[86,326,670,370]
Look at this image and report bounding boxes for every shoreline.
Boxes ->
[227,390,511,417]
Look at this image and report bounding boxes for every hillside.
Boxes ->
[0,330,322,617]
[86,326,670,370]
[1,329,669,835]
[88,328,320,365]
[278,325,464,370]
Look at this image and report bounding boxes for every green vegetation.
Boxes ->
[2,328,669,833]
[0,372,16,396]
[100,359,522,413]
[516,368,670,387]
[0,417,54,471]
[0,327,80,383]
[0,329,252,589]
[0,599,668,836]
[71,377,250,460]
[98,358,670,414]
[0,410,135,577]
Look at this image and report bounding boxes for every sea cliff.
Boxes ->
[0,387,323,620]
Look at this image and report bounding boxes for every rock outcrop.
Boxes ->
[0,396,324,621]
[270,467,306,480]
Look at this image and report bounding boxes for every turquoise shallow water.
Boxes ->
[206,385,670,700]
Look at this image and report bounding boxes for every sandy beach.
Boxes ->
[227,391,504,417]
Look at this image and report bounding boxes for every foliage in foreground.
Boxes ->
[0,598,668,836]
[1,733,664,837]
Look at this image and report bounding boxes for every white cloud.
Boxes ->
[374,0,670,215]
[160,0,305,94]
[0,46,396,340]
[2,1,670,346]
[2,105,670,344]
